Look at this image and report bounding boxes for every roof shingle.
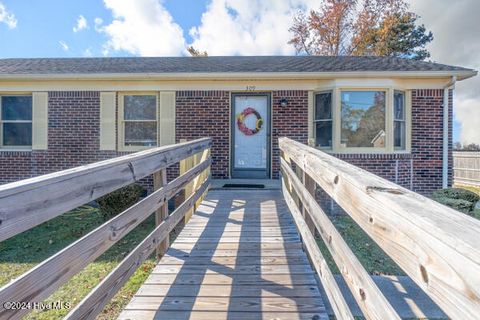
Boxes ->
[0,56,474,75]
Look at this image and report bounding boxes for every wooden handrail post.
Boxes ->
[281,157,400,319]
[179,139,209,225]
[303,171,317,237]
[193,148,210,211]
[282,153,300,207]
[153,168,169,258]
[280,171,355,320]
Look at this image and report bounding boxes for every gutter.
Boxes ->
[443,76,457,188]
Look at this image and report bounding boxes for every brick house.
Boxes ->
[0,56,476,195]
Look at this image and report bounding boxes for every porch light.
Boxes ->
[280,98,288,107]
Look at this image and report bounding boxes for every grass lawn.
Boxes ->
[318,185,480,276]
[316,215,404,276]
[0,205,159,319]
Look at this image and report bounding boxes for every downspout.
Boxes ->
[442,76,456,188]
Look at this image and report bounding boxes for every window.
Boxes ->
[0,95,32,148]
[394,91,406,150]
[340,91,386,148]
[122,94,157,148]
[314,92,332,148]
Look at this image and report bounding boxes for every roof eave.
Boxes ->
[0,70,476,81]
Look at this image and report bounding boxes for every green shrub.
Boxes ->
[431,195,475,214]
[474,209,480,220]
[97,184,145,220]
[432,188,480,203]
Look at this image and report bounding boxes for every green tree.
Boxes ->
[352,12,433,60]
[289,0,433,60]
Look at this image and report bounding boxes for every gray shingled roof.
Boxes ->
[0,56,474,75]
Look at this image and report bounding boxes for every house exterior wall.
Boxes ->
[0,88,452,197]
[0,92,115,182]
[271,91,309,179]
[176,91,230,179]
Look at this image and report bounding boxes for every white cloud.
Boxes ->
[73,15,88,32]
[83,47,93,57]
[94,0,478,143]
[94,17,103,31]
[410,0,480,144]
[98,0,186,56]
[189,0,318,55]
[59,41,69,51]
[0,2,17,29]
[455,98,480,145]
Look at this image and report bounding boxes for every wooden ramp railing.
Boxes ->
[279,137,480,320]
[0,138,212,320]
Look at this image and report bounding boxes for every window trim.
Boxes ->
[118,92,159,152]
[394,90,407,151]
[312,87,411,154]
[337,87,390,153]
[0,93,33,150]
[313,90,334,149]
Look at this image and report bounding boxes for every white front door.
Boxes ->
[232,94,270,178]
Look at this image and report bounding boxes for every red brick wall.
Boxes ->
[411,89,452,193]
[0,89,452,197]
[272,90,309,178]
[175,91,230,179]
[331,153,414,189]
[0,92,154,188]
[175,90,309,179]
[0,92,117,183]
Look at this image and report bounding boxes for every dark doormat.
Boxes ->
[222,184,265,189]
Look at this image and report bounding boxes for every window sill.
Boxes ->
[0,148,32,152]
[118,145,157,152]
[314,147,411,156]
[327,150,411,155]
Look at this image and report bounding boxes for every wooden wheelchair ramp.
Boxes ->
[119,189,328,320]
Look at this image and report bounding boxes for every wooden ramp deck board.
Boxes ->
[119,189,328,320]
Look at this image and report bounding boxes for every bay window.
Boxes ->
[0,95,32,148]
[120,94,158,150]
[313,88,410,153]
[340,91,386,148]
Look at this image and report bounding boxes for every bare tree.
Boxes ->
[187,46,208,57]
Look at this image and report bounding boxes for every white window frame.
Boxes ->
[312,87,411,154]
[0,94,33,150]
[118,92,159,152]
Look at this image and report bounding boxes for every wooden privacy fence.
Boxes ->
[279,137,480,320]
[0,138,212,320]
[453,151,480,187]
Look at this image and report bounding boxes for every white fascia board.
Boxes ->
[0,70,476,81]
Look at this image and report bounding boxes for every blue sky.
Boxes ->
[0,0,208,58]
[0,0,478,144]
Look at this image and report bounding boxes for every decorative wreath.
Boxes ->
[236,107,264,136]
